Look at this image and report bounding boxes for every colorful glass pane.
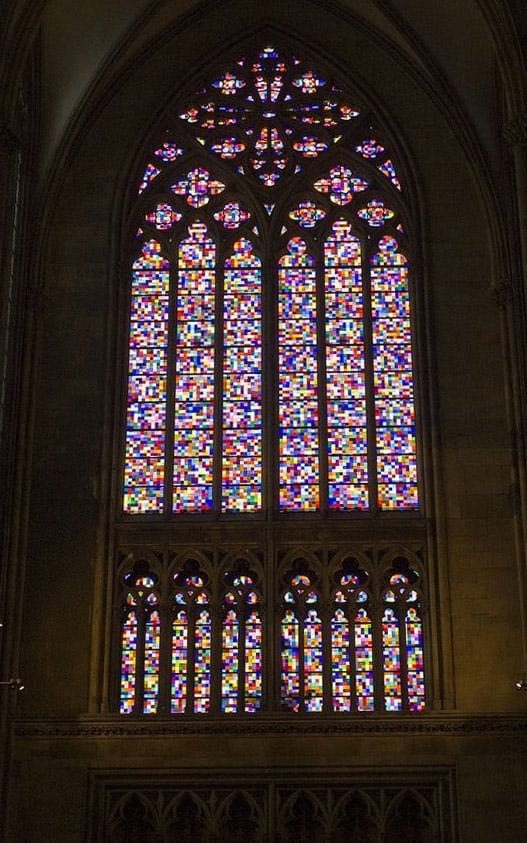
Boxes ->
[371,237,418,509]
[171,167,225,207]
[289,200,326,228]
[325,220,368,509]
[221,590,263,714]
[292,136,328,157]
[382,606,402,711]
[143,609,161,713]
[223,239,262,511]
[154,141,184,161]
[194,608,212,712]
[124,240,169,513]
[378,159,401,190]
[357,199,394,228]
[278,239,319,511]
[171,609,188,713]
[173,223,216,512]
[214,202,251,229]
[210,138,245,158]
[212,72,246,94]
[355,606,374,711]
[281,609,300,710]
[179,47,361,186]
[355,138,385,159]
[331,608,350,711]
[138,162,160,194]
[406,605,425,711]
[245,610,263,712]
[304,608,323,711]
[314,166,368,205]
[292,70,326,93]
[221,608,239,712]
[145,203,182,230]
[119,611,138,713]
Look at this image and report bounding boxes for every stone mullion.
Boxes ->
[209,592,223,714]
[157,589,172,715]
[371,592,385,712]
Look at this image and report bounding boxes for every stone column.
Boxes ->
[503,109,527,686]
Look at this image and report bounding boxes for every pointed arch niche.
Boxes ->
[114,42,431,716]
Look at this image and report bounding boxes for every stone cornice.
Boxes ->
[12,713,527,738]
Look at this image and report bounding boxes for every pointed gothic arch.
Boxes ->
[115,41,428,716]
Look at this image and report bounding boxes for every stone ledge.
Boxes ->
[12,713,527,738]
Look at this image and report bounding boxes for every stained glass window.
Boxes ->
[172,568,212,713]
[222,572,263,712]
[123,44,419,517]
[118,45,427,716]
[118,551,425,714]
[382,560,426,712]
[119,569,161,714]
[331,560,374,712]
[281,570,323,712]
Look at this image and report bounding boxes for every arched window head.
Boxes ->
[122,44,419,517]
[222,564,263,713]
[172,562,212,713]
[119,561,161,714]
[381,557,425,712]
[280,560,323,712]
[331,557,374,712]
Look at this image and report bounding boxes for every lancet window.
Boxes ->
[117,45,426,715]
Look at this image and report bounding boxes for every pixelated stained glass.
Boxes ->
[145,203,182,230]
[171,573,212,714]
[173,223,216,513]
[178,47,362,187]
[124,240,169,514]
[154,141,184,161]
[355,138,385,159]
[357,199,394,228]
[406,606,425,711]
[292,70,326,93]
[171,609,188,713]
[194,609,212,712]
[292,136,328,157]
[143,609,161,713]
[119,611,138,713]
[222,576,263,713]
[278,239,319,511]
[212,72,246,94]
[214,202,251,229]
[171,167,225,207]
[281,573,323,712]
[222,239,262,511]
[378,159,401,190]
[314,166,369,205]
[371,236,418,510]
[289,200,326,228]
[138,162,160,194]
[383,606,402,711]
[325,220,368,510]
[211,138,245,158]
